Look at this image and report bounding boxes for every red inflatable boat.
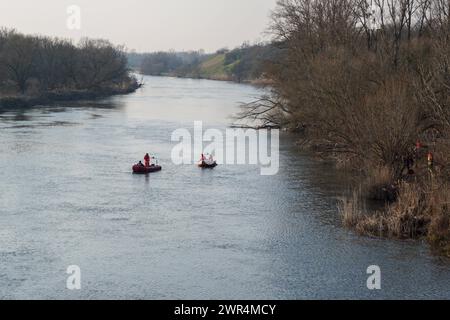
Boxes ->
[132,164,162,174]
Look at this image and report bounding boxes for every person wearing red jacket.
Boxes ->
[144,153,151,167]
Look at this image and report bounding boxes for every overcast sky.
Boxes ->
[0,0,278,52]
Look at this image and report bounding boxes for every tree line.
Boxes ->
[139,50,205,76]
[136,44,279,82]
[0,28,137,98]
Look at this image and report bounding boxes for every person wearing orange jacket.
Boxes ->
[144,153,151,167]
[427,151,434,170]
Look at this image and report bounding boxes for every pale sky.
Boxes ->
[0,0,278,52]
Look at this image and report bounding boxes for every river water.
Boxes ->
[0,76,449,299]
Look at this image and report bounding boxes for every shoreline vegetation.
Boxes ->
[0,84,140,109]
[0,28,141,110]
[238,0,449,257]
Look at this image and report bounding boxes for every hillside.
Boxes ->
[197,54,229,80]
[133,43,279,83]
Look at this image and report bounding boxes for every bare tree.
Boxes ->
[0,33,39,94]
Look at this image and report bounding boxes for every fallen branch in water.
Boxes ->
[229,124,281,130]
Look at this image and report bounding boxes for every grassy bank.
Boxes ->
[341,162,450,257]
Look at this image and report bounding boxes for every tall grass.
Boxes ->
[341,179,450,256]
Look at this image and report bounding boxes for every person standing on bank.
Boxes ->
[427,151,434,171]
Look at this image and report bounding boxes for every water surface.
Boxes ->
[1,76,449,299]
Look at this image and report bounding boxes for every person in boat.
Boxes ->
[208,154,214,161]
[200,154,206,162]
[144,153,151,167]
[138,161,144,167]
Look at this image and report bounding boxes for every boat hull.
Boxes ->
[132,165,162,174]
[198,161,217,168]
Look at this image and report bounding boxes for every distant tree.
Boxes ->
[216,47,229,54]
[140,51,204,76]
[0,32,39,94]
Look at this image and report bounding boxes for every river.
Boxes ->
[0,76,449,299]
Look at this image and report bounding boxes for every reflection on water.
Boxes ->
[0,76,449,299]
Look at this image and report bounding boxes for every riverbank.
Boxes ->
[0,29,140,111]
[339,160,450,258]
[150,72,272,86]
[238,1,450,258]
[295,131,450,258]
[0,82,141,110]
